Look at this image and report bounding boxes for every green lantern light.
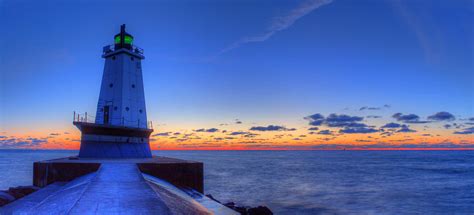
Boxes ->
[114,36,121,44]
[124,35,133,44]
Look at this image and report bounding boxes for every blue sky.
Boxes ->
[0,0,473,149]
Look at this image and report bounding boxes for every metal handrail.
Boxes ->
[102,44,144,55]
[73,111,153,129]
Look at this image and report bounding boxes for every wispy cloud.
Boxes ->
[392,0,442,64]
[220,0,333,54]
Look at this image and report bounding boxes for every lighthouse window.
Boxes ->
[139,109,143,113]
[125,107,130,111]
[131,57,134,61]
[132,84,135,88]
[114,106,118,111]
[124,35,133,44]
[114,36,120,44]
[112,56,116,60]
[109,83,113,88]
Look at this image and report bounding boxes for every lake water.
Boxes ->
[0,150,473,214]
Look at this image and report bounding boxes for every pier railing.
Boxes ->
[73,111,153,130]
[102,44,144,55]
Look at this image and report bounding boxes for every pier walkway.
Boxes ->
[1,162,236,214]
[68,163,171,214]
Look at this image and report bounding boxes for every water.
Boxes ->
[0,150,473,214]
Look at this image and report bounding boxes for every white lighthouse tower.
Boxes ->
[96,24,148,128]
[74,24,153,158]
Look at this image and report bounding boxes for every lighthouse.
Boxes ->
[6,26,212,212]
[73,24,153,158]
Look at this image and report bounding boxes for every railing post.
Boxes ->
[85,112,88,122]
[138,119,140,128]
[73,111,76,121]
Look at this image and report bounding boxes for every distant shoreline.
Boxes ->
[0,148,473,151]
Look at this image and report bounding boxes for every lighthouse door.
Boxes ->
[103,106,110,124]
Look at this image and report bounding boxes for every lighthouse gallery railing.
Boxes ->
[102,44,144,55]
[73,111,153,130]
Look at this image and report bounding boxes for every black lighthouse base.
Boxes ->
[74,122,154,158]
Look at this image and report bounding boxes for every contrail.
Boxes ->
[219,0,333,55]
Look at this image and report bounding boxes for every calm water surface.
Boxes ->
[0,150,473,214]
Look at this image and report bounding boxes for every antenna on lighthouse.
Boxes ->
[120,24,126,46]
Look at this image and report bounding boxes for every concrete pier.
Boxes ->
[68,163,172,214]
[33,156,203,193]
[2,162,236,214]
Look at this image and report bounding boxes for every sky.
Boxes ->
[0,0,473,150]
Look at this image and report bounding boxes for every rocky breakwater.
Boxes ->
[206,194,273,215]
[0,186,40,206]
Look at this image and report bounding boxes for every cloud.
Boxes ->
[228,131,258,137]
[325,114,364,127]
[367,115,382,119]
[235,119,242,124]
[339,127,379,134]
[397,125,417,133]
[392,1,442,64]
[0,137,47,148]
[356,139,372,142]
[250,125,296,132]
[427,111,455,121]
[308,127,319,131]
[305,141,474,150]
[305,113,383,134]
[454,126,474,135]
[304,113,325,126]
[304,113,366,127]
[220,0,333,54]
[443,124,452,129]
[392,113,428,123]
[152,132,171,137]
[381,122,402,129]
[359,105,390,111]
[49,133,60,136]
[317,130,333,135]
[195,128,219,133]
[360,106,381,111]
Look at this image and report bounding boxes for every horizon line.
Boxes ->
[1,148,473,151]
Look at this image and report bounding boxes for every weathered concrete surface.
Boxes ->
[68,163,171,214]
[33,156,203,192]
[144,174,238,215]
[2,163,213,214]
[0,182,66,211]
[33,159,100,188]
[0,173,96,214]
[139,161,203,193]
